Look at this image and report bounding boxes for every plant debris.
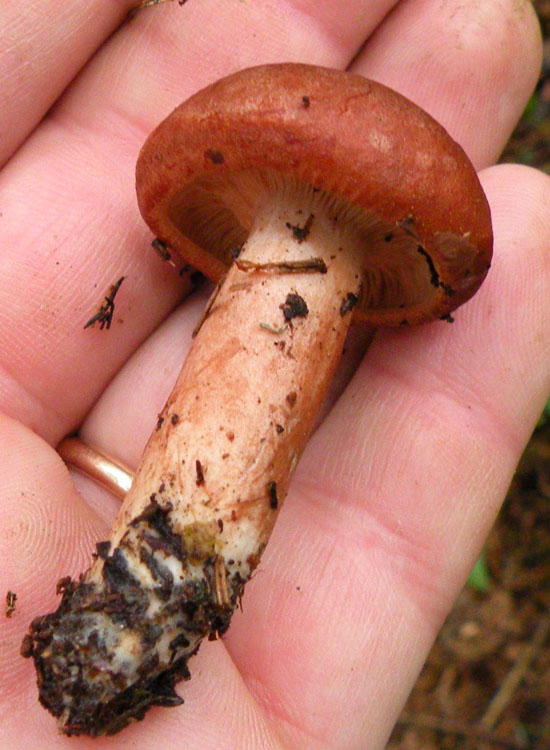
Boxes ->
[266,481,278,509]
[340,292,358,317]
[84,277,125,331]
[132,0,187,11]
[235,257,327,274]
[151,238,175,265]
[259,322,288,335]
[285,213,314,243]
[280,293,308,321]
[5,590,17,617]
[195,460,205,486]
[192,279,223,338]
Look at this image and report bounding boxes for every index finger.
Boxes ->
[0,0,135,166]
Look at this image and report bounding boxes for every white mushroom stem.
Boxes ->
[24,192,364,736]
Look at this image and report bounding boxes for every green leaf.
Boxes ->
[537,396,550,428]
[467,552,491,593]
[521,93,537,121]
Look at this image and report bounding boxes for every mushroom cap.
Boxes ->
[136,63,492,326]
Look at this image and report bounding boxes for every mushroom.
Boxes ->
[22,63,492,736]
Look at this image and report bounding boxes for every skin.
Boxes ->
[0,0,548,748]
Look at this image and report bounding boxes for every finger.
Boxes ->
[0,414,283,749]
[0,0,396,442]
[222,165,550,747]
[0,0,135,166]
[63,0,397,126]
[350,0,542,168]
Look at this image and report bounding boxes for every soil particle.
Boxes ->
[96,541,111,560]
[340,292,358,316]
[5,590,17,618]
[267,481,278,509]
[280,293,308,321]
[195,460,205,486]
[285,214,314,243]
[204,149,224,164]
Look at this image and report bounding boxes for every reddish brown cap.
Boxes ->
[136,63,492,326]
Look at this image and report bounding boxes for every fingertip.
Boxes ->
[481,163,550,236]
[351,0,543,168]
[479,163,550,315]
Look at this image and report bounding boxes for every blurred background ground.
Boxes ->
[388,3,550,748]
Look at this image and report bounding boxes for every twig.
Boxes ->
[133,0,187,9]
[234,257,327,274]
[84,277,125,331]
[192,279,223,338]
[5,590,17,618]
[480,615,550,730]
[397,711,529,749]
[213,555,230,607]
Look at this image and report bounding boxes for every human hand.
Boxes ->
[0,1,547,748]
